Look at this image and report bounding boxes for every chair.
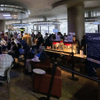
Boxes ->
[33,67,62,98]
[0,63,14,98]
[30,56,51,71]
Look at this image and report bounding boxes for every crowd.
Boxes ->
[0,31,86,76]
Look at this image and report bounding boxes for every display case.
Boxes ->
[48,40,78,54]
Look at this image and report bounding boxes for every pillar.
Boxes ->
[0,20,5,32]
[68,3,85,44]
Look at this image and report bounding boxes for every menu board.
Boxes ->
[86,33,100,77]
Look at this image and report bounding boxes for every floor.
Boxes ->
[0,60,98,100]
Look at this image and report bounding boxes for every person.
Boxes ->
[8,42,19,58]
[81,35,86,54]
[7,39,11,50]
[44,33,48,43]
[63,33,67,41]
[22,33,32,46]
[56,32,61,41]
[31,32,35,43]
[73,36,80,53]
[1,38,7,46]
[26,45,47,73]
[45,34,53,48]
[36,32,44,48]
[0,46,13,79]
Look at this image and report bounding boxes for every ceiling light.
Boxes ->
[1,5,4,6]
[5,17,12,19]
[0,8,3,11]
[3,14,11,16]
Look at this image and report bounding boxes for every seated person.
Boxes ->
[8,42,19,58]
[7,39,11,50]
[0,38,7,46]
[0,46,13,80]
[26,45,47,73]
[28,47,37,59]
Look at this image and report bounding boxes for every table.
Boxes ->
[33,68,46,75]
[45,49,87,59]
[33,68,46,100]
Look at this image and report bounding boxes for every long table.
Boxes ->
[45,49,87,59]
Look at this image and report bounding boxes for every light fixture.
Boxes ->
[5,17,12,19]
[1,4,4,6]
[3,14,11,16]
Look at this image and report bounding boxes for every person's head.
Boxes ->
[11,37,14,42]
[11,42,16,47]
[45,33,48,36]
[21,31,24,34]
[83,35,86,39]
[64,33,66,36]
[32,32,34,35]
[25,33,27,35]
[38,46,45,52]
[73,36,76,41]
[2,46,7,53]
[38,32,41,38]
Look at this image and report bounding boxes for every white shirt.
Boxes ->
[17,33,22,39]
[0,54,13,76]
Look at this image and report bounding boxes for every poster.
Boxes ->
[86,33,100,77]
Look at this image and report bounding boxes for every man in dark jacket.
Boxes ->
[25,46,47,72]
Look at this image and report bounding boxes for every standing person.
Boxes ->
[36,32,44,49]
[22,33,32,46]
[45,34,53,48]
[44,33,48,43]
[63,33,67,41]
[31,32,35,43]
[81,35,86,54]
[73,36,80,53]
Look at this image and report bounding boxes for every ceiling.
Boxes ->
[1,0,100,23]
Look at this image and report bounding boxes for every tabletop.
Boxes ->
[45,49,87,59]
[33,68,46,75]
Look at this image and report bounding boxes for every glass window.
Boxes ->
[60,22,68,35]
[49,25,54,34]
[34,25,37,30]
[85,22,98,33]
[41,25,48,37]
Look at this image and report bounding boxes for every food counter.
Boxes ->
[45,49,86,59]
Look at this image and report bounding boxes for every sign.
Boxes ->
[86,33,100,77]
[53,29,58,33]
[68,32,75,36]
[20,28,25,32]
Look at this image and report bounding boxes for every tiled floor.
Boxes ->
[0,61,98,100]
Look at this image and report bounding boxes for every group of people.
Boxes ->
[0,31,86,77]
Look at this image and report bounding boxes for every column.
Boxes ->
[0,20,5,32]
[68,3,85,43]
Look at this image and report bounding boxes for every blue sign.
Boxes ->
[86,33,100,77]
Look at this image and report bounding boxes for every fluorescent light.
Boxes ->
[3,14,11,16]
[1,5,4,6]
[0,9,3,11]
[5,17,12,19]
